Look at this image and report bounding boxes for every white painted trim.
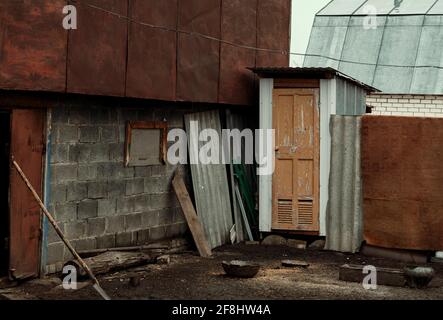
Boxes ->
[259,78,274,233]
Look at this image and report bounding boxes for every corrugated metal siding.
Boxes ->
[335,77,367,115]
[185,110,234,249]
[325,115,363,253]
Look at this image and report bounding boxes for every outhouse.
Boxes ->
[250,67,377,245]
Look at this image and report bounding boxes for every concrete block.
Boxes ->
[66,182,88,202]
[339,264,406,287]
[54,203,77,222]
[86,217,106,237]
[109,143,124,161]
[100,126,118,143]
[51,184,67,204]
[125,213,142,231]
[64,221,86,239]
[89,144,109,163]
[106,216,125,234]
[173,207,186,224]
[436,252,443,259]
[58,125,78,143]
[87,181,107,199]
[96,234,116,249]
[47,242,64,265]
[126,178,145,196]
[78,200,98,219]
[141,210,160,228]
[98,199,116,217]
[136,229,150,245]
[116,232,134,247]
[51,144,69,163]
[78,164,98,181]
[69,108,90,125]
[73,238,97,252]
[133,194,151,212]
[90,108,110,124]
[149,193,176,210]
[165,223,187,239]
[47,224,64,244]
[52,107,69,124]
[79,126,100,143]
[157,209,174,226]
[52,164,78,182]
[134,166,152,177]
[149,226,167,241]
[144,176,171,194]
[116,196,136,214]
[69,144,92,163]
[106,180,126,198]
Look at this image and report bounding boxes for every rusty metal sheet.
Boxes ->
[219,0,257,105]
[362,116,443,251]
[9,109,45,280]
[126,0,177,101]
[256,0,290,67]
[67,0,128,96]
[177,0,221,103]
[0,0,67,91]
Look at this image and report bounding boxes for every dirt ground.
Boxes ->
[2,244,443,300]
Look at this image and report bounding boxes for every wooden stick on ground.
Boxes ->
[12,158,111,300]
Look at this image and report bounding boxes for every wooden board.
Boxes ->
[172,175,212,258]
[272,89,320,232]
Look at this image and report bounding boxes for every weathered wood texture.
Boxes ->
[66,251,155,277]
[362,116,443,251]
[172,175,212,257]
[0,0,290,105]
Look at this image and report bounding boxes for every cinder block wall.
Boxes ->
[367,94,443,117]
[46,103,193,273]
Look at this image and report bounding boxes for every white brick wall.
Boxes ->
[366,94,443,118]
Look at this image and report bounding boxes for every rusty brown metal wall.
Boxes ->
[0,0,67,91]
[177,0,221,103]
[9,109,45,279]
[362,116,443,251]
[126,0,177,101]
[219,0,257,105]
[67,0,128,96]
[0,0,290,105]
[256,0,290,67]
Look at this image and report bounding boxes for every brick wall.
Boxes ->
[367,94,443,117]
[46,103,194,274]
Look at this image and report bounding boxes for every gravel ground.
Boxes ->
[3,244,443,300]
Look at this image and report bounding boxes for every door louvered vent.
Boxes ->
[277,200,293,224]
[298,200,313,225]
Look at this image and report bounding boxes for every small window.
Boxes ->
[125,121,168,167]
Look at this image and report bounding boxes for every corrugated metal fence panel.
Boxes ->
[325,115,363,253]
[185,110,234,249]
[335,77,367,116]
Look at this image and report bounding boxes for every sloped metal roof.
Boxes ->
[250,66,379,91]
[304,0,443,94]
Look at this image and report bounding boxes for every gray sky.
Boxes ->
[290,0,331,66]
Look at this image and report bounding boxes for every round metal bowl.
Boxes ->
[404,266,435,289]
[222,260,260,278]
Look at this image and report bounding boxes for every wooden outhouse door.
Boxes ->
[272,88,320,232]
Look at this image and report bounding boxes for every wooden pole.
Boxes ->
[12,158,111,300]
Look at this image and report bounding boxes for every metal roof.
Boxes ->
[249,67,379,91]
[305,0,443,94]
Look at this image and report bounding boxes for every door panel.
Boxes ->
[272,89,319,232]
[9,109,45,279]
